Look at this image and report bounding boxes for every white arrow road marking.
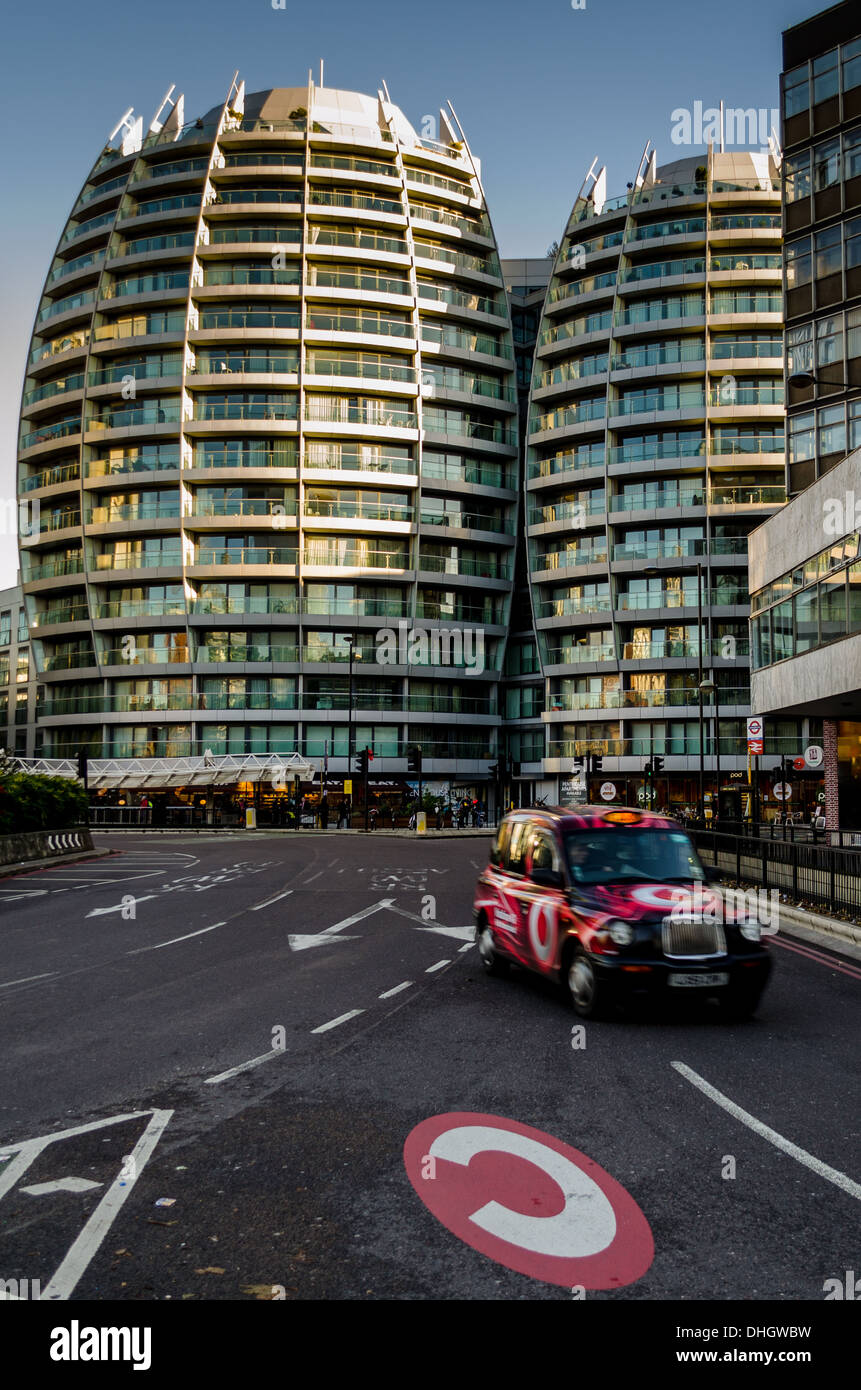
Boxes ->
[312,1009,364,1034]
[22,1177,103,1196]
[288,934,360,952]
[673,1062,861,1202]
[0,890,50,905]
[204,1050,284,1085]
[86,895,158,918]
[385,904,475,942]
[288,898,394,952]
[0,1108,173,1302]
[249,889,294,911]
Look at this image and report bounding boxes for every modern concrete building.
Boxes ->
[16,79,518,816]
[750,447,860,829]
[782,0,861,496]
[0,581,39,758]
[526,147,786,818]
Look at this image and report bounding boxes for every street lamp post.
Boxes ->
[347,635,358,826]
[697,560,705,823]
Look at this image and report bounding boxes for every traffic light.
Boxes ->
[511,760,522,778]
[497,753,509,782]
[354,748,370,774]
[77,748,88,782]
[652,755,664,774]
[407,745,422,774]
[644,757,654,777]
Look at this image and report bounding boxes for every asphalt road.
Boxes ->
[0,832,858,1303]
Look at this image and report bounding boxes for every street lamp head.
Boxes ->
[699,679,716,693]
[787,370,815,390]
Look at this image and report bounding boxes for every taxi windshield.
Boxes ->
[563,827,705,886]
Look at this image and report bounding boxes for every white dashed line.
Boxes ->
[129,922,226,954]
[86,895,158,918]
[458,942,474,953]
[311,1009,365,1034]
[303,870,325,884]
[379,981,413,999]
[673,1061,861,1202]
[204,1050,283,1084]
[0,972,58,990]
[425,960,450,973]
[249,890,294,911]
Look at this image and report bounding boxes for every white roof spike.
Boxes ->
[149,84,177,133]
[108,107,135,143]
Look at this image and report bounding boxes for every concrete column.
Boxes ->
[823,719,840,842]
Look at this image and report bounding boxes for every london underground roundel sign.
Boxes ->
[403,1112,654,1288]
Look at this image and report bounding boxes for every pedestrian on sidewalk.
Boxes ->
[320,796,329,830]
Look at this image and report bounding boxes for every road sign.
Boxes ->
[599,782,617,802]
[793,757,806,772]
[773,782,792,801]
[403,1112,654,1289]
[805,745,824,769]
[344,779,353,796]
[746,717,764,755]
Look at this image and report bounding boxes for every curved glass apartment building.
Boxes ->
[17,81,518,797]
[527,150,785,815]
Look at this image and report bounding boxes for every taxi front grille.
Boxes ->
[661,917,726,959]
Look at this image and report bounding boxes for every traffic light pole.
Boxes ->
[364,753,369,833]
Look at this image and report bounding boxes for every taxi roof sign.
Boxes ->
[603,810,642,825]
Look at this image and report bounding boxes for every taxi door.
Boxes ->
[519,825,568,976]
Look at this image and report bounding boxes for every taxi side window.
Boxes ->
[490,821,511,867]
[529,830,558,876]
[505,820,530,875]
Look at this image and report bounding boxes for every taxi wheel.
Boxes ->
[566,949,608,1019]
[478,924,509,976]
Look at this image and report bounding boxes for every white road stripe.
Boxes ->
[311,1009,364,1034]
[0,972,57,990]
[379,981,413,999]
[458,942,474,953]
[129,922,226,953]
[38,1109,173,1301]
[249,890,294,911]
[303,870,324,884]
[673,1061,861,1202]
[425,960,450,973]
[204,1050,283,1084]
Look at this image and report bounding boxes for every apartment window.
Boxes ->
[16,652,29,683]
[17,611,29,642]
[843,38,861,93]
[847,216,861,272]
[795,587,819,653]
[817,315,844,368]
[788,412,815,464]
[815,225,842,279]
[0,654,8,685]
[787,322,813,376]
[845,126,861,180]
[783,64,809,119]
[812,49,839,105]
[0,611,10,646]
[813,139,840,192]
[818,404,846,458]
[784,151,811,202]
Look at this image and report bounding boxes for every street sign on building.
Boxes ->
[805,745,824,769]
[746,717,764,755]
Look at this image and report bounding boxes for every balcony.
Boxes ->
[193,546,298,567]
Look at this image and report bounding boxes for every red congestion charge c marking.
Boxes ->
[404,1112,654,1289]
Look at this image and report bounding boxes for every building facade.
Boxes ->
[17,81,518,812]
[0,582,39,758]
[526,148,787,818]
[782,0,861,496]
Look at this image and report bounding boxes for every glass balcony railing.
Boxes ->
[87,451,181,476]
[421,456,515,489]
[87,503,181,524]
[190,448,297,470]
[418,283,504,317]
[75,175,128,208]
[543,644,616,665]
[535,595,613,618]
[536,356,609,388]
[529,500,605,525]
[311,153,396,178]
[204,266,300,286]
[26,555,84,581]
[23,374,85,405]
[613,538,707,560]
[308,269,410,295]
[48,252,104,283]
[610,486,705,511]
[191,596,298,616]
[304,500,413,522]
[99,647,191,666]
[309,189,401,215]
[61,212,115,244]
[535,546,609,568]
[709,485,785,506]
[424,372,515,402]
[621,258,705,283]
[103,272,189,299]
[709,437,785,456]
[301,598,408,619]
[305,311,413,339]
[194,400,298,421]
[20,416,82,449]
[528,450,605,479]
[122,232,196,257]
[304,401,417,428]
[127,194,201,218]
[304,358,415,383]
[136,158,208,181]
[414,244,498,277]
[197,308,300,331]
[207,225,301,246]
[29,329,90,364]
[91,404,182,430]
[613,390,706,416]
[37,290,97,324]
[94,312,187,342]
[304,449,414,475]
[303,548,409,570]
[417,553,511,579]
[615,588,746,609]
[212,188,302,206]
[221,153,303,171]
[32,605,89,627]
[88,359,182,386]
[191,355,299,376]
[190,500,298,520]
[607,440,705,465]
[421,510,507,532]
[95,550,183,571]
[610,341,704,371]
[420,323,511,358]
[709,214,780,232]
[409,204,490,237]
[307,227,406,255]
[531,400,605,432]
[96,599,187,619]
[708,384,784,406]
[709,339,782,359]
[21,461,80,492]
[193,546,298,566]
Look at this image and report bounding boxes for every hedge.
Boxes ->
[0,771,89,836]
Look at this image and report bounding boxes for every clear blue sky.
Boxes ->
[0,0,812,586]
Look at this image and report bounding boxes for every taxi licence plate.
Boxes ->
[669,972,730,989]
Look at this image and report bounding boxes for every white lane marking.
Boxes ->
[426,960,450,973]
[0,972,57,990]
[86,895,158,918]
[379,981,413,999]
[129,922,226,954]
[458,942,474,953]
[249,889,294,911]
[303,870,325,884]
[289,898,394,952]
[673,1062,861,1202]
[385,904,474,942]
[311,1009,365,1034]
[39,1109,173,1301]
[22,1177,103,1196]
[204,1050,283,1085]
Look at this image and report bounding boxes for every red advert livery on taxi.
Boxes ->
[473,806,773,1019]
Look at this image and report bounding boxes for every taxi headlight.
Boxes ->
[607,919,634,947]
[740,921,762,943]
